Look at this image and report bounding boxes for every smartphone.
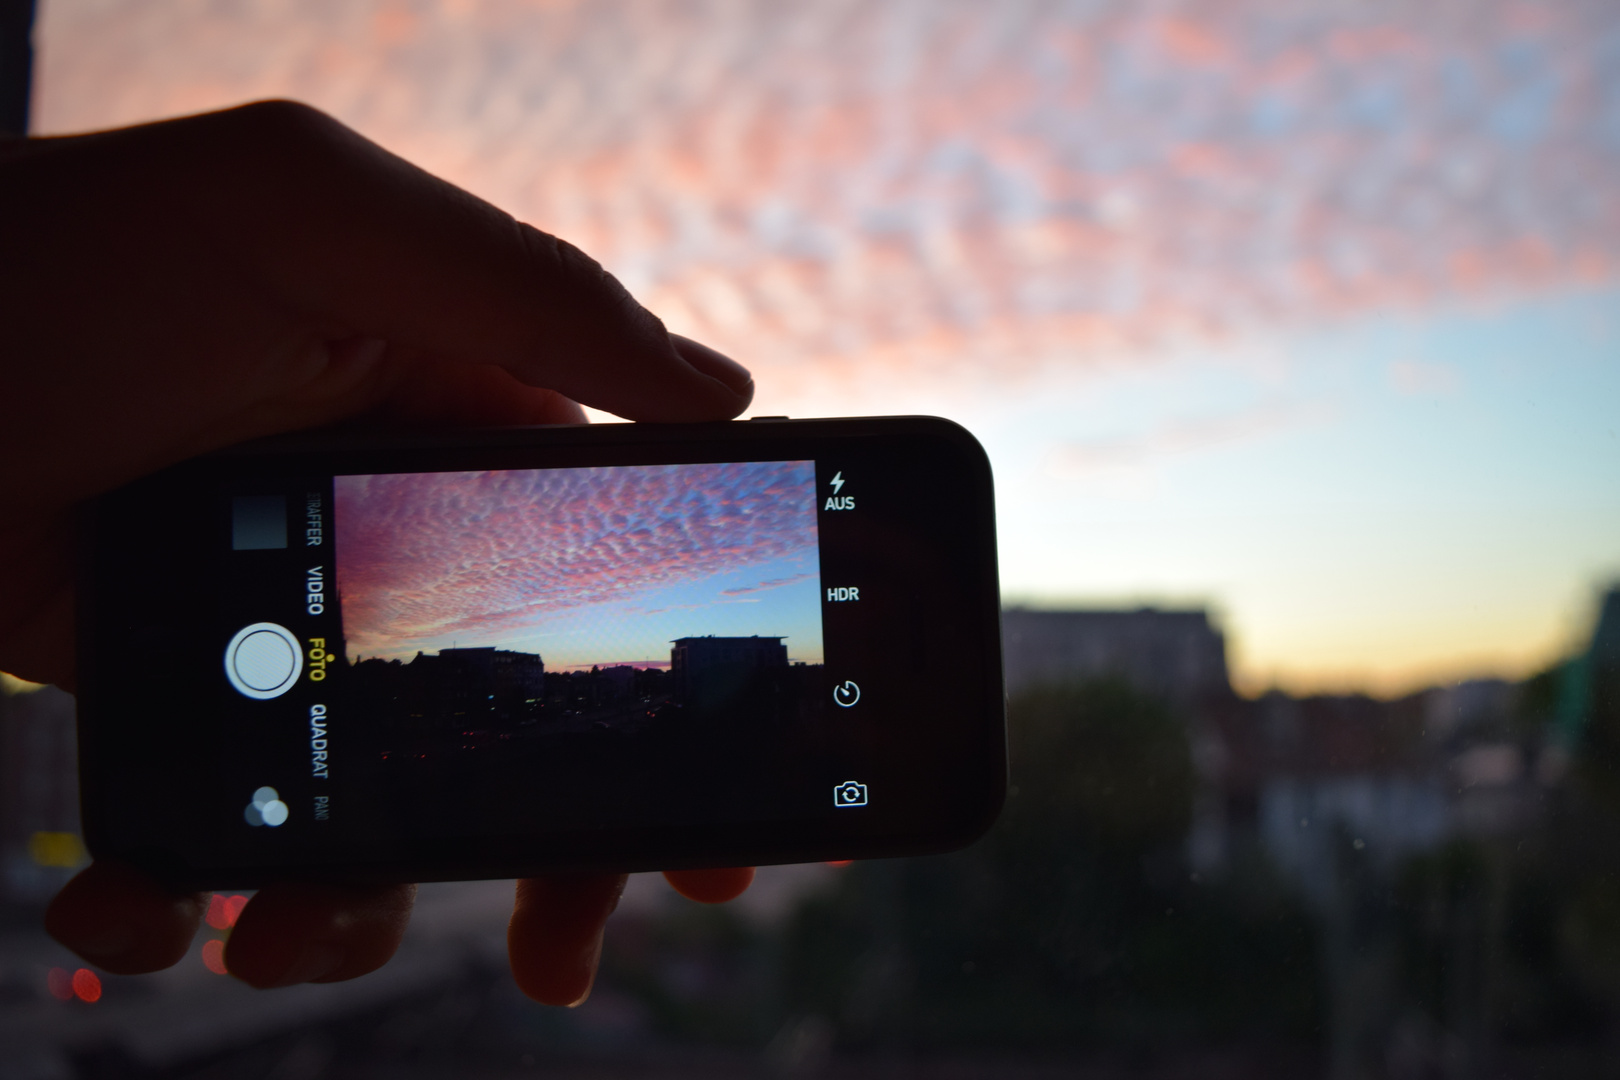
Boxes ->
[75,416,1005,889]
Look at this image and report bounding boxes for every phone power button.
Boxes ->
[224,622,303,700]
[833,680,861,708]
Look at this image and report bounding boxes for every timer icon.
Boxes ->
[833,680,861,708]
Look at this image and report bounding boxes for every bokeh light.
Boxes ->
[205,893,249,930]
[201,938,229,976]
[26,831,86,869]
[45,967,72,1001]
[70,968,101,1003]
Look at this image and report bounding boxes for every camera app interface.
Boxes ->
[218,460,860,848]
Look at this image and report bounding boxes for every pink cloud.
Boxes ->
[718,573,816,597]
[333,461,817,658]
[32,0,1620,406]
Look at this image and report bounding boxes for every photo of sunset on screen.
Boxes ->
[319,460,831,832]
[333,461,823,674]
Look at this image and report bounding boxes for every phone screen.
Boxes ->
[227,459,846,848]
[80,419,1003,883]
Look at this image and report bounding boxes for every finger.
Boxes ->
[223,881,416,988]
[4,102,751,510]
[364,349,589,428]
[663,867,757,904]
[507,873,627,1006]
[127,101,753,423]
[44,861,206,975]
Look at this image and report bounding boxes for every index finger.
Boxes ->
[2,101,753,504]
[163,102,754,421]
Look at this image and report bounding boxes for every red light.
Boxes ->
[71,969,102,1003]
[46,967,73,1000]
[206,894,228,929]
[205,893,249,928]
[826,860,852,867]
[201,939,229,975]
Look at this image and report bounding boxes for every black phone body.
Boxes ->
[76,416,1005,890]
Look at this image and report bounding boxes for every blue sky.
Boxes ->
[974,285,1620,693]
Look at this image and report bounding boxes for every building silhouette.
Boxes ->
[670,635,792,719]
[1001,607,1230,702]
[671,636,788,676]
[410,646,545,701]
[350,645,545,732]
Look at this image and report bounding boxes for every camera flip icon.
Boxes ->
[833,780,869,808]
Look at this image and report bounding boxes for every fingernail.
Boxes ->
[258,941,345,988]
[564,926,610,1008]
[564,959,600,1008]
[671,335,754,397]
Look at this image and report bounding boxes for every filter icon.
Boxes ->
[244,786,289,827]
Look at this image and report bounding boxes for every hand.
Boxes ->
[0,100,757,1004]
[43,862,757,1005]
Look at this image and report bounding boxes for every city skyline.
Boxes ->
[355,642,828,676]
[333,462,824,669]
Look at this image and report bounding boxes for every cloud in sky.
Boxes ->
[1388,359,1464,397]
[333,461,819,661]
[719,574,816,598]
[34,0,1620,409]
[1049,399,1336,477]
